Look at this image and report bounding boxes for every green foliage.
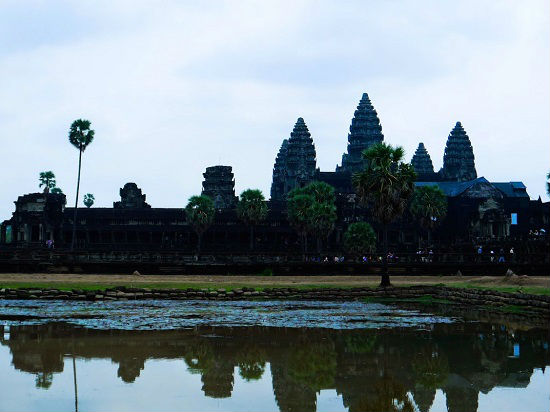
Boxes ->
[50,187,63,194]
[353,143,416,225]
[300,181,336,205]
[287,181,337,246]
[547,171,550,197]
[38,171,56,191]
[185,195,215,237]
[83,193,95,208]
[344,222,376,256]
[287,191,314,236]
[237,189,268,224]
[68,119,95,151]
[410,185,447,230]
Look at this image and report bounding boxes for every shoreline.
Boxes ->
[1,283,549,319]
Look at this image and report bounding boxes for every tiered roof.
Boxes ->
[281,117,317,194]
[411,142,436,181]
[202,166,238,209]
[270,139,289,201]
[337,93,384,173]
[440,122,477,182]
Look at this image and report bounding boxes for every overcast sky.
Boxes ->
[1,0,548,218]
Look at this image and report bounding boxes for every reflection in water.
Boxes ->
[0,319,548,412]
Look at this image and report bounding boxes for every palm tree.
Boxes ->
[344,222,376,259]
[308,201,337,253]
[353,143,416,287]
[185,195,215,254]
[68,119,95,250]
[287,190,314,259]
[83,193,95,208]
[410,185,447,248]
[288,181,338,255]
[38,171,56,193]
[237,189,268,251]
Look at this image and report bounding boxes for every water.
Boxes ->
[0,300,548,412]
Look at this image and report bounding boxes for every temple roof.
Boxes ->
[337,92,384,173]
[411,142,435,180]
[440,121,477,182]
[492,182,529,198]
[285,117,316,176]
[415,177,493,198]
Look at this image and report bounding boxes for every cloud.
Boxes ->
[0,0,548,219]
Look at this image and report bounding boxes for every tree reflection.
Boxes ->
[1,322,548,412]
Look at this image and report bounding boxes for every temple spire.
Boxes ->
[440,121,477,182]
[411,142,436,181]
[270,139,289,201]
[337,92,384,173]
[279,117,317,196]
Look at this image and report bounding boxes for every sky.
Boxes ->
[0,0,549,219]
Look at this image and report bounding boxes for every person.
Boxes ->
[477,245,483,262]
[490,250,495,263]
[509,247,515,262]
[498,248,505,263]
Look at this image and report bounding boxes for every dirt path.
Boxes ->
[0,273,548,289]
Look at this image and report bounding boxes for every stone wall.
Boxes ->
[1,286,548,316]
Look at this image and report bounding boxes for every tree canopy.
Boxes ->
[237,189,268,225]
[69,119,95,151]
[39,171,56,192]
[410,185,447,230]
[185,195,215,253]
[344,222,377,257]
[287,181,337,254]
[353,143,416,225]
[83,193,95,208]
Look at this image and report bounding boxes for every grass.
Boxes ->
[1,280,548,297]
[0,281,368,292]
[444,282,550,296]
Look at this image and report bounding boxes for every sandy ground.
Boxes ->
[0,273,548,288]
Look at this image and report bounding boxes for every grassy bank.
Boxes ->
[0,281,548,296]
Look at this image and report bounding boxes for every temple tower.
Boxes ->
[282,118,317,195]
[440,122,477,182]
[270,139,289,201]
[337,93,384,173]
[411,142,437,181]
[201,165,238,209]
[113,183,150,208]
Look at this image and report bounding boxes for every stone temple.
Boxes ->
[1,92,548,255]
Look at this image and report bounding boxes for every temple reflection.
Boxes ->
[0,323,548,412]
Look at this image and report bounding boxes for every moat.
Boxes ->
[0,300,548,412]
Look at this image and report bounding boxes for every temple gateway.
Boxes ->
[1,93,548,255]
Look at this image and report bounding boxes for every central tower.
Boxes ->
[337,93,384,174]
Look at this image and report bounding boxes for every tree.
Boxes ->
[287,191,314,259]
[353,143,416,287]
[237,189,268,251]
[185,195,215,254]
[344,222,376,259]
[287,182,338,257]
[410,185,447,247]
[308,201,337,253]
[51,187,64,195]
[547,171,550,197]
[83,193,95,208]
[68,119,95,250]
[39,171,56,193]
